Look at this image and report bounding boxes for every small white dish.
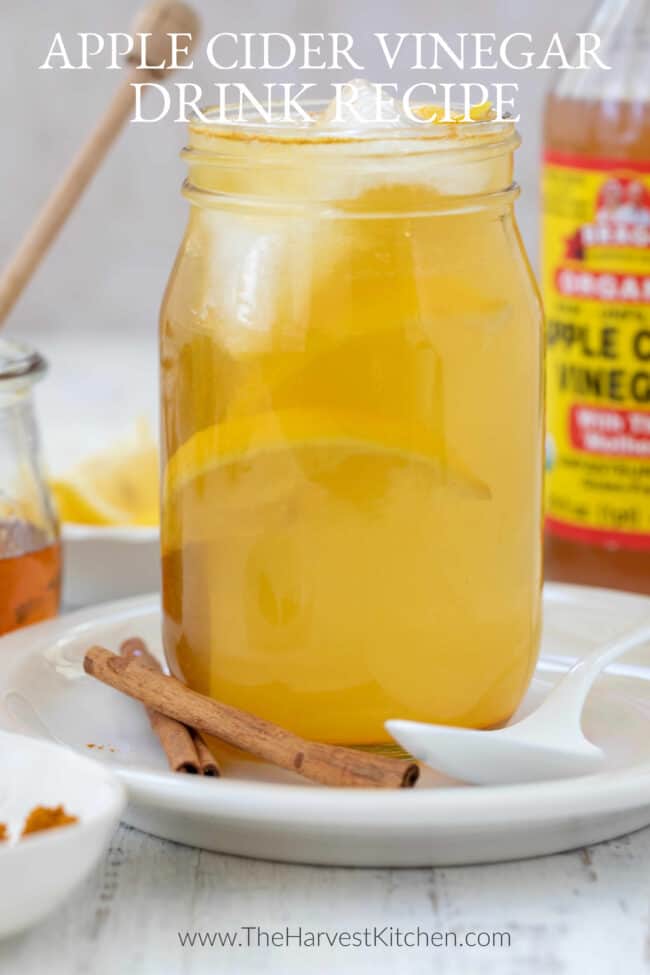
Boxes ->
[61,524,159,607]
[0,731,125,938]
[0,584,650,867]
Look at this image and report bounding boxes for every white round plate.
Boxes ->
[0,584,649,867]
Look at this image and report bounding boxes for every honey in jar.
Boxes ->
[0,341,61,635]
[0,521,61,634]
[543,1,650,594]
[161,88,544,744]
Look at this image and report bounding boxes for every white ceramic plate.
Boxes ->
[0,584,649,867]
[61,524,159,607]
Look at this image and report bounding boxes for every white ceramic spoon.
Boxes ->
[386,624,650,786]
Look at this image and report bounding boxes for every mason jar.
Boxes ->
[160,107,544,745]
[0,339,61,635]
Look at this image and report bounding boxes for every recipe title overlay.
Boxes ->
[39,31,611,124]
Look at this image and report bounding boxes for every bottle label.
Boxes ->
[542,150,650,551]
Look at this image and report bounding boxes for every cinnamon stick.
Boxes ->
[84,646,419,789]
[189,728,220,777]
[119,637,221,777]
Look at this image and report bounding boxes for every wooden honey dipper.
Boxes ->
[0,1,200,326]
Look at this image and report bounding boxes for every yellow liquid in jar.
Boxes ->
[161,136,543,745]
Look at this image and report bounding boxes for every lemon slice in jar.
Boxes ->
[51,422,159,527]
[162,408,490,549]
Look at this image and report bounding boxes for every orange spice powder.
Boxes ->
[21,805,78,836]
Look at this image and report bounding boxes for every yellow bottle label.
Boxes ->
[542,151,650,551]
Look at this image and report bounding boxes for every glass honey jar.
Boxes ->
[0,339,61,635]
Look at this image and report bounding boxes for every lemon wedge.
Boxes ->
[412,101,495,123]
[412,103,447,122]
[51,421,159,527]
[468,100,495,121]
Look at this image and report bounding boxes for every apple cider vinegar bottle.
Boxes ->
[543,0,650,594]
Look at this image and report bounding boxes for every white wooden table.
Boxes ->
[1,823,650,973]
[4,331,648,974]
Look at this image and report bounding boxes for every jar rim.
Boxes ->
[184,99,519,210]
[188,99,516,150]
[0,338,47,384]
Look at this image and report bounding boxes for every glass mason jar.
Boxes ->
[0,339,61,635]
[160,109,544,745]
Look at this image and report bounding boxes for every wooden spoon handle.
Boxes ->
[0,69,141,325]
[0,1,200,328]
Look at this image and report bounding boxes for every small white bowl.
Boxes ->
[62,524,160,607]
[0,731,125,938]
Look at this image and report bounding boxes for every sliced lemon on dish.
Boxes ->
[50,422,159,527]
